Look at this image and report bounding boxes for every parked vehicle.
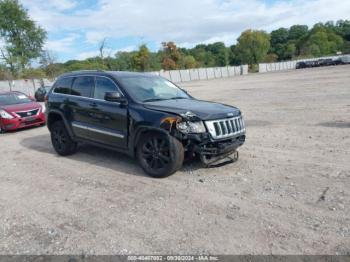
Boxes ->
[0,91,46,133]
[296,55,350,69]
[340,55,350,64]
[296,61,307,69]
[35,86,52,102]
[46,71,246,177]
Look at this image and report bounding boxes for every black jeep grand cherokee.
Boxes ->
[46,70,245,177]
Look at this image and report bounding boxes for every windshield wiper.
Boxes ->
[143,98,167,103]
[169,97,188,100]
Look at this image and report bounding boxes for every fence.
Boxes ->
[155,65,248,83]
[0,65,248,96]
[0,79,54,97]
[258,55,342,73]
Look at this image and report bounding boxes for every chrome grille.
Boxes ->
[205,116,245,139]
[15,109,39,118]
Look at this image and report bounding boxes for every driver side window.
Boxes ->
[94,77,120,100]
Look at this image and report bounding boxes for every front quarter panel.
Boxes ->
[128,103,179,154]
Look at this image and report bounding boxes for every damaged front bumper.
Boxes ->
[197,135,245,166]
[182,132,246,166]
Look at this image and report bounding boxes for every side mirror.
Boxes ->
[104,91,128,105]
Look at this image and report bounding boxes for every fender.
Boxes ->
[130,125,171,157]
[47,109,75,139]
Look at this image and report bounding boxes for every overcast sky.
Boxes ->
[18,0,350,61]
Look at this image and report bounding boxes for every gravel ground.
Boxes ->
[0,65,349,255]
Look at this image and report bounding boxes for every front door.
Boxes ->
[87,76,128,148]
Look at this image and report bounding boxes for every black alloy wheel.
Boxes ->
[137,133,184,178]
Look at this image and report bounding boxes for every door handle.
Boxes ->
[89,102,97,107]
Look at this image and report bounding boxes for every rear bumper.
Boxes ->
[0,113,46,131]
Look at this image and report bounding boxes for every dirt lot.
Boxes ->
[0,65,349,255]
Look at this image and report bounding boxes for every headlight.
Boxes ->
[177,121,206,133]
[41,104,46,113]
[0,109,14,119]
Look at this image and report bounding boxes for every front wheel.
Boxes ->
[50,121,77,156]
[136,133,184,178]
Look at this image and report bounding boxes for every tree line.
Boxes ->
[0,0,349,80]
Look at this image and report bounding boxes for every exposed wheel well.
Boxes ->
[134,129,168,153]
[47,113,63,131]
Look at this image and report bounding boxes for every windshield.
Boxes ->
[118,76,190,102]
[0,93,32,106]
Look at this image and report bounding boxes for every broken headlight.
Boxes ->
[176,121,206,134]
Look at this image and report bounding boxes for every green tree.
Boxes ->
[206,42,229,66]
[0,0,46,75]
[301,25,343,56]
[270,28,289,47]
[180,55,197,69]
[132,44,150,71]
[288,25,308,40]
[114,51,134,71]
[235,30,270,65]
[269,28,291,60]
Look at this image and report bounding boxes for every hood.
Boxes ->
[1,102,41,113]
[143,99,240,121]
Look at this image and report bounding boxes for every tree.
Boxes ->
[98,38,107,67]
[335,20,350,41]
[180,55,197,69]
[189,44,215,67]
[235,30,270,65]
[132,44,150,71]
[270,28,289,47]
[40,50,62,79]
[162,42,181,70]
[288,25,308,40]
[0,0,46,75]
[301,25,343,56]
[114,51,134,71]
[206,42,229,66]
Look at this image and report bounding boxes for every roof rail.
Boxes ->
[70,70,106,73]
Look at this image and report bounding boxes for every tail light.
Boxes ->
[44,95,48,103]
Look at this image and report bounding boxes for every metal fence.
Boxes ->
[0,65,248,96]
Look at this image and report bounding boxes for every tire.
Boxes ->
[50,121,77,156]
[136,132,184,178]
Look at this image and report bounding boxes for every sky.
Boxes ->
[17,0,350,62]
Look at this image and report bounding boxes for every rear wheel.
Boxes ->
[50,121,77,156]
[136,132,184,178]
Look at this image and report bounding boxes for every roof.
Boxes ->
[59,70,157,79]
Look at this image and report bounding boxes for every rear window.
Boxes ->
[54,77,73,94]
[71,76,94,97]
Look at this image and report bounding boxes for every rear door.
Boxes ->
[69,76,95,139]
[88,76,128,148]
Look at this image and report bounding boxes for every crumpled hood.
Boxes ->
[143,99,240,120]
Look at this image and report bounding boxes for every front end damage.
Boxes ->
[182,132,245,167]
[160,111,246,167]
